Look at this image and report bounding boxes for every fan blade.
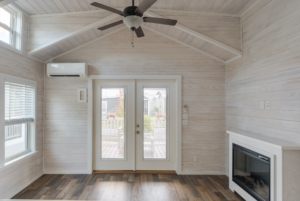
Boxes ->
[91,2,125,16]
[135,27,145,38]
[98,20,123,31]
[143,17,177,26]
[134,0,157,14]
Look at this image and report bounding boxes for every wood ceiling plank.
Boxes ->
[143,25,225,63]
[0,0,17,7]
[231,0,250,14]
[15,0,39,14]
[68,36,81,46]
[69,0,83,11]
[101,0,111,7]
[181,0,192,10]
[86,0,98,10]
[28,13,120,56]
[216,0,233,13]
[184,34,195,45]
[157,0,167,9]
[81,31,93,42]
[187,0,199,11]
[60,0,75,12]
[73,0,88,11]
[193,0,207,12]
[45,26,126,62]
[145,10,241,56]
[35,0,55,14]
[26,0,47,14]
[86,29,98,39]
[209,0,224,13]
[109,0,118,8]
[164,0,175,10]
[44,0,62,13]
[52,0,69,12]
[172,0,184,10]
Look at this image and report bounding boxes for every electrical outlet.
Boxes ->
[266,101,271,109]
[193,156,197,162]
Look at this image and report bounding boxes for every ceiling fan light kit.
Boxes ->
[91,0,178,39]
[123,15,143,31]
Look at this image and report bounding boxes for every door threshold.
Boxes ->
[93,170,177,174]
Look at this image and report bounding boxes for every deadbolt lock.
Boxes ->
[136,124,139,128]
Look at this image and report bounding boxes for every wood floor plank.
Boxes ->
[12,174,245,201]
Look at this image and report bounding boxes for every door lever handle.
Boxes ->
[136,131,140,134]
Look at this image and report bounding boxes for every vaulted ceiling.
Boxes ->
[2,0,265,64]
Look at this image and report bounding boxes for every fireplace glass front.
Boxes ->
[233,144,270,201]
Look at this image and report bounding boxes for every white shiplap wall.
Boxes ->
[0,15,44,198]
[45,28,226,174]
[226,0,300,174]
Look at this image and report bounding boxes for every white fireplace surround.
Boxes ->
[228,130,300,201]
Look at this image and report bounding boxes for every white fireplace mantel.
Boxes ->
[228,130,300,201]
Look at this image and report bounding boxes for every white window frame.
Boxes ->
[0,73,36,167]
[0,5,23,54]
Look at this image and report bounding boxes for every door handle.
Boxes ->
[136,131,140,134]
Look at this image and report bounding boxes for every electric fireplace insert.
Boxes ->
[232,144,271,201]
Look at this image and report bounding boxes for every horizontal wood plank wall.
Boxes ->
[154,10,241,51]
[0,15,44,198]
[29,12,112,50]
[28,11,240,60]
[45,28,226,174]
[226,0,300,174]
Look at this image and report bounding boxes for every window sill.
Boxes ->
[0,40,23,55]
[1,151,38,170]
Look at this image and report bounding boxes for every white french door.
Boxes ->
[94,79,176,171]
[135,80,176,170]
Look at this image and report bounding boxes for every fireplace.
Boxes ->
[232,144,270,201]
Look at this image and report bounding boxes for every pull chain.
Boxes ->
[131,30,134,48]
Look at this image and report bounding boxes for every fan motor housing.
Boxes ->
[124,6,143,17]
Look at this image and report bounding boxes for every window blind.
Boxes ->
[5,81,35,126]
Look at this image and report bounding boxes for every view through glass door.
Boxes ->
[94,79,176,171]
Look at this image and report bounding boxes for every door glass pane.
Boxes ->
[101,88,125,159]
[0,26,10,44]
[143,88,167,159]
[5,123,28,159]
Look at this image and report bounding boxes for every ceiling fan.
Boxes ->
[91,0,178,38]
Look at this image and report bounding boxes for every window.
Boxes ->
[0,74,36,165]
[102,101,107,116]
[0,6,22,51]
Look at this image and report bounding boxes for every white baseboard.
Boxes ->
[43,171,91,174]
[176,171,226,175]
[8,173,43,199]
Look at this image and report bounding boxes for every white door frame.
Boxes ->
[87,75,182,174]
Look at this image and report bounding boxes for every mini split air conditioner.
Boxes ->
[47,63,88,77]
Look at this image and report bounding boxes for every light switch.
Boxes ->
[183,114,189,120]
[260,101,265,109]
[266,101,271,109]
[182,120,188,125]
[193,156,197,162]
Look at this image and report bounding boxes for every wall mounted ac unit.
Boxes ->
[47,63,88,77]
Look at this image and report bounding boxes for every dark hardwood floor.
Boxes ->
[13,174,244,201]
